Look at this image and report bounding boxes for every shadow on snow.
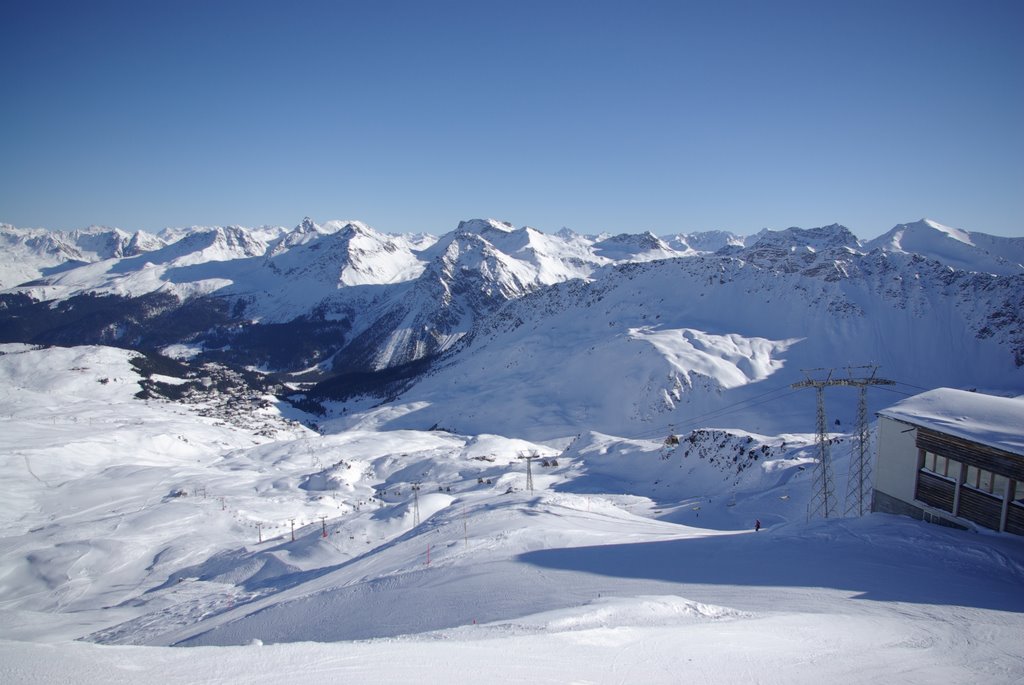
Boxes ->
[517,515,1024,612]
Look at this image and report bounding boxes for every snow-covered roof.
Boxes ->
[878,388,1024,457]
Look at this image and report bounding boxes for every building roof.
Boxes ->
[878,388,1024,457]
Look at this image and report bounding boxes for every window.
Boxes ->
[962,466,1007,495]
[966,465,980,488]
[920,453,1011,497]
[921,452,960,479]
[923,452,936,472]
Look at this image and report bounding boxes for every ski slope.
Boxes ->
[1,344,1023,682]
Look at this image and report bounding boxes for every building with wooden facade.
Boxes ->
[872,388,1024,536]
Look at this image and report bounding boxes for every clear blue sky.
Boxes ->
[2,0,1022,239]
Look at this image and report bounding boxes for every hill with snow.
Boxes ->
[0,343,1022,683]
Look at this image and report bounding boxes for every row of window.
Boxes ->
[921,451,1014,498]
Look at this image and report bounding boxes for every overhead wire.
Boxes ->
[675,385,801,428]
[552,371,959,451]
[891,380,930,392]
[874,385,917,398]
[610,374,944,446]
[609,379,804,443]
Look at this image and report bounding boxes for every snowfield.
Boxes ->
[1,344,1023,683]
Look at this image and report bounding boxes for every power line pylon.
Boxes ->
[793,366,894,521]
[793,369,839,520]
[842,366,894,517]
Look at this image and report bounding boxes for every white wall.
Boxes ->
[875,416,920,504]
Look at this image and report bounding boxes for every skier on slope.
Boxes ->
[754,519,761,532]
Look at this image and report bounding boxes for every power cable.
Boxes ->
[611,380,803,443]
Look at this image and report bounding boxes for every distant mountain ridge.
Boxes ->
[374,235,1023,439]
[1,216,1021,438]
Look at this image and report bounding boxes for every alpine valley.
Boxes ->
[1,216,1023,683]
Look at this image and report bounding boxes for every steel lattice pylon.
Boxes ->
[411,482,421,527]
[808,380,837,520]
[518,452,537,492]
[793,366,893,521]
[843,385,872,517]
[843,367,894,516]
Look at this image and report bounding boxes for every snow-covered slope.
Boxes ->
[1,344,1023,683]
[343,224,1023,440]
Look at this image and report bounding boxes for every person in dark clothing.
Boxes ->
[754,519,761,532]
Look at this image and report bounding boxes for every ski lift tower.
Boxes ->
[518,451,539,492]
[411,482,422,527]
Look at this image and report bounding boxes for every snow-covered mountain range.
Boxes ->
[2,216,1024,681]
[1,216,1022,439]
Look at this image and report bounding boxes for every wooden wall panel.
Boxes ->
[1006,503,1024,536]
[957,487,1003,531]
[915,471,955,513]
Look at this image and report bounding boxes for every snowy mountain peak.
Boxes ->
[875,219,973,250]
[262,220,422,288]
[154,226,267,265]
[749,224,860,252]
[456,218,516,235]
[668,230,745,254]
[919,218,972,243]
[320,219,373,236]
[592,231,676,261]
[266,217,336,257]
[866,219,1024,275]
[555,226,579,240]
[124,230,164,257]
